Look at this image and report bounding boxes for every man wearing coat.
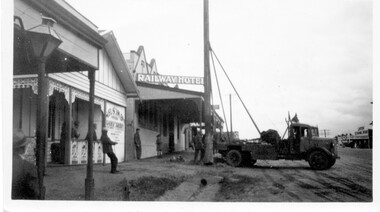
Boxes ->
[100,128,119,173]
[134,128,142,160]
[193,131,205,163]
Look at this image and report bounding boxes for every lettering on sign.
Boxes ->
[105,102,125,162]
[137,74,204,85]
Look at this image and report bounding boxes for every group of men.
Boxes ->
[11,125,144,199]
[11,124,214,199]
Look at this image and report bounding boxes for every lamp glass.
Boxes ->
[27,17,62,59]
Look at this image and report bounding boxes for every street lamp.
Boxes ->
[27,17,62,61]
[27,16,62,200]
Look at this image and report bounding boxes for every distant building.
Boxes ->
[338,126,372,149]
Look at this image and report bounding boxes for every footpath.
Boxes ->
[44,150,228,201]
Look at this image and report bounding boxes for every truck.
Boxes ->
[217,122,339,170]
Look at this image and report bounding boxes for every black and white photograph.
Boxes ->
[1,0,378,211]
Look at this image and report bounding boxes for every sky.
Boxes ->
[65,0,373,139]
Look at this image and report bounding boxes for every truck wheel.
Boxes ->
[226,150,242,167]
[308,150,329,170]
[328,157,336,168]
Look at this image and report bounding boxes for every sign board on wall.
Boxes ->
[105,102,125,161]
[137,73,204,85]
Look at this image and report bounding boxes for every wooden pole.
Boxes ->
[203,0,213,164]
[36,59,48,199]
[230,94,233,134]
[85,70,95,200]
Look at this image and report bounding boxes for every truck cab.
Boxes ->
[288,123,319,154]
[285,123,339,169]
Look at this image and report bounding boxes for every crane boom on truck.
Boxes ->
[210,48,339,170]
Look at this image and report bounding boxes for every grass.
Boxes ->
[215,175,259,201]
[127,176,185,201]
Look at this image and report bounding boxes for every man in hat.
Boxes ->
[193,131,205,163]
[12,129,40,199]
[134,128,142,160]
[100,127,119,173]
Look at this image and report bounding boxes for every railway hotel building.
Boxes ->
[13,0,224,165]
[124,46,224,159]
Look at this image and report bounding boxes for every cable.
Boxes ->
[209,48,230,140]
[210,47,261,135]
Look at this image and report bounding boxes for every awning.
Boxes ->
[137,82,204,123]
[137,81,204,101]
[14,0,107,72]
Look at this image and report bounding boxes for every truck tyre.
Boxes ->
[226,150,242,167]
[328,157,336,168]
[308,150,330,170]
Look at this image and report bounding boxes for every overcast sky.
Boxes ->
[66,0,373,139]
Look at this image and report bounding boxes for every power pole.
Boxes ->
[230,94,233,134]
[203,0,213,164]
[319,129,330,138]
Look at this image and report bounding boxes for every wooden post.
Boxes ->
[203,0,213,164]
[85,69,95,200]
[36,59,48,199]
[66,88,73,164]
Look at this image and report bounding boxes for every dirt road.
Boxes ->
[218,146,372,202]
[44,146,372,202]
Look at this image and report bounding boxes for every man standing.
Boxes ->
[134,128,142,160]
[12,129,39,199]
[100,128,119,173]
[193,131,204,163]
[71,120,80,140]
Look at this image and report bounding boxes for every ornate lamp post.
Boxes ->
[26,17,62,200]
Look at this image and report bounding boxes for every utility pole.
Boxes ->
[320,129,330,138]
[230,94,233,134]
[203,0,213,164]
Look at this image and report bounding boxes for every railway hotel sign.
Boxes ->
[137,74,204,85]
